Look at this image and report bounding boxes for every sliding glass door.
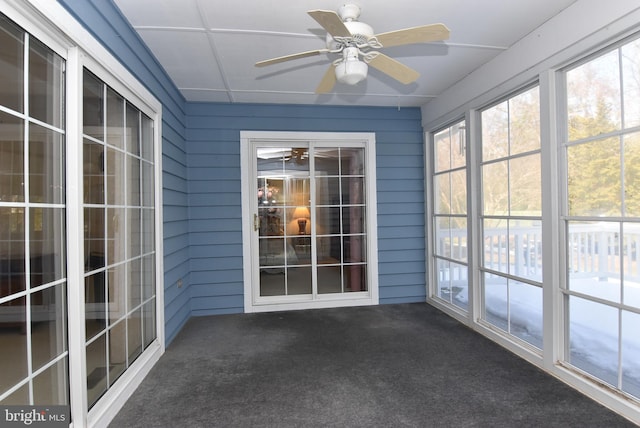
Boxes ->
[0,9,162,424]
[82,69,157,408]
[0,14,68,406]
[243,132,377,312]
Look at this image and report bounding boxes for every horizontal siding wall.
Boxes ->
[186,103,426,315]
[58,0,190,344]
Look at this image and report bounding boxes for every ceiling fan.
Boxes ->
[255,4,450,94]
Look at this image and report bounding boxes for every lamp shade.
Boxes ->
[292,206,310,219]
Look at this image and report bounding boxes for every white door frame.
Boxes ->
[240,131,379,313]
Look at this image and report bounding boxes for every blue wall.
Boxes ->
[58,0,191,344]
[58,0,426,341]
[186,103,426,316]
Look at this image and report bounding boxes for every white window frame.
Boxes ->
[240,131,379,313]
[1,1,165,427]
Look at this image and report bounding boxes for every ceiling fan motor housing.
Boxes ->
[325,21,374,49]
[338,3,361,21]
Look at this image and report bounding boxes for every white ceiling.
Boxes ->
[113,0,578,107]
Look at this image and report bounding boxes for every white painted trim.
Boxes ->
[423,130,433,304]
[240,131,378,313]
[153,111,166,355]
[66,46,89,428]
[240,134,252,313]
[539,69,563,370]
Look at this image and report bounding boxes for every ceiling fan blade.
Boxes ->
[308,10,351,38]
[315,64,336,94]
[375,23,450,48]
[367,53,420,84]
[255,49,328,67]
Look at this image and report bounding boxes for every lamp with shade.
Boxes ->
[292,206,310,235]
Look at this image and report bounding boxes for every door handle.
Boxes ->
[254,213,260,231]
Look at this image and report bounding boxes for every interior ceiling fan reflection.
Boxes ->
[255,3,450,94]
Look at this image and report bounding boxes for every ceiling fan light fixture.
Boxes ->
[335,59,367,85]
[335,46,368,85]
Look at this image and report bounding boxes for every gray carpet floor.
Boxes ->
[110,303,636,427]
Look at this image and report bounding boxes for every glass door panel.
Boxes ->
[0,16,68,407]
[82,68,157,409]
[254,144,369,299]
[315,147,367,294]
[257,147,310,297]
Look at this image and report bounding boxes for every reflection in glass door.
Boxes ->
[252,142,370,305]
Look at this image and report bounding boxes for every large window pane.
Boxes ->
[482,101,509,161]
[450,169,466,215]
[623,132,640,217]
[568,221,621,303]
[29,37,64,128]
[30,207,65,286]
[341,148,364,175]
[622,40,640,129]
[0,207,25,297]
[434,173,451,215]
[437,259,468,311]
[483,219,509,275]
[106,147,125,206]
[0,112,24,203]
[30,284,67,371]
[141,113,154,162]
[622,310,640,397]
[568,296,619,387]
[509,87,541,155]
[29,124,65,204]
[434,128,451,172]
[142,300,156,348]
[510,154,541,216]
[32,358,68,405]
[484,273,508,332]
[0,15,24,113]
[86,334,107,407]
[482,161,508,215]
[0,297,27,396]
[567,137,621,217]
[106,88,124,149]
[108,320,126,386]
[83,71,104,141]
[567,50,621,140]
[83,140,104,205]
[126,103,140,156]
[509,281,542,348]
